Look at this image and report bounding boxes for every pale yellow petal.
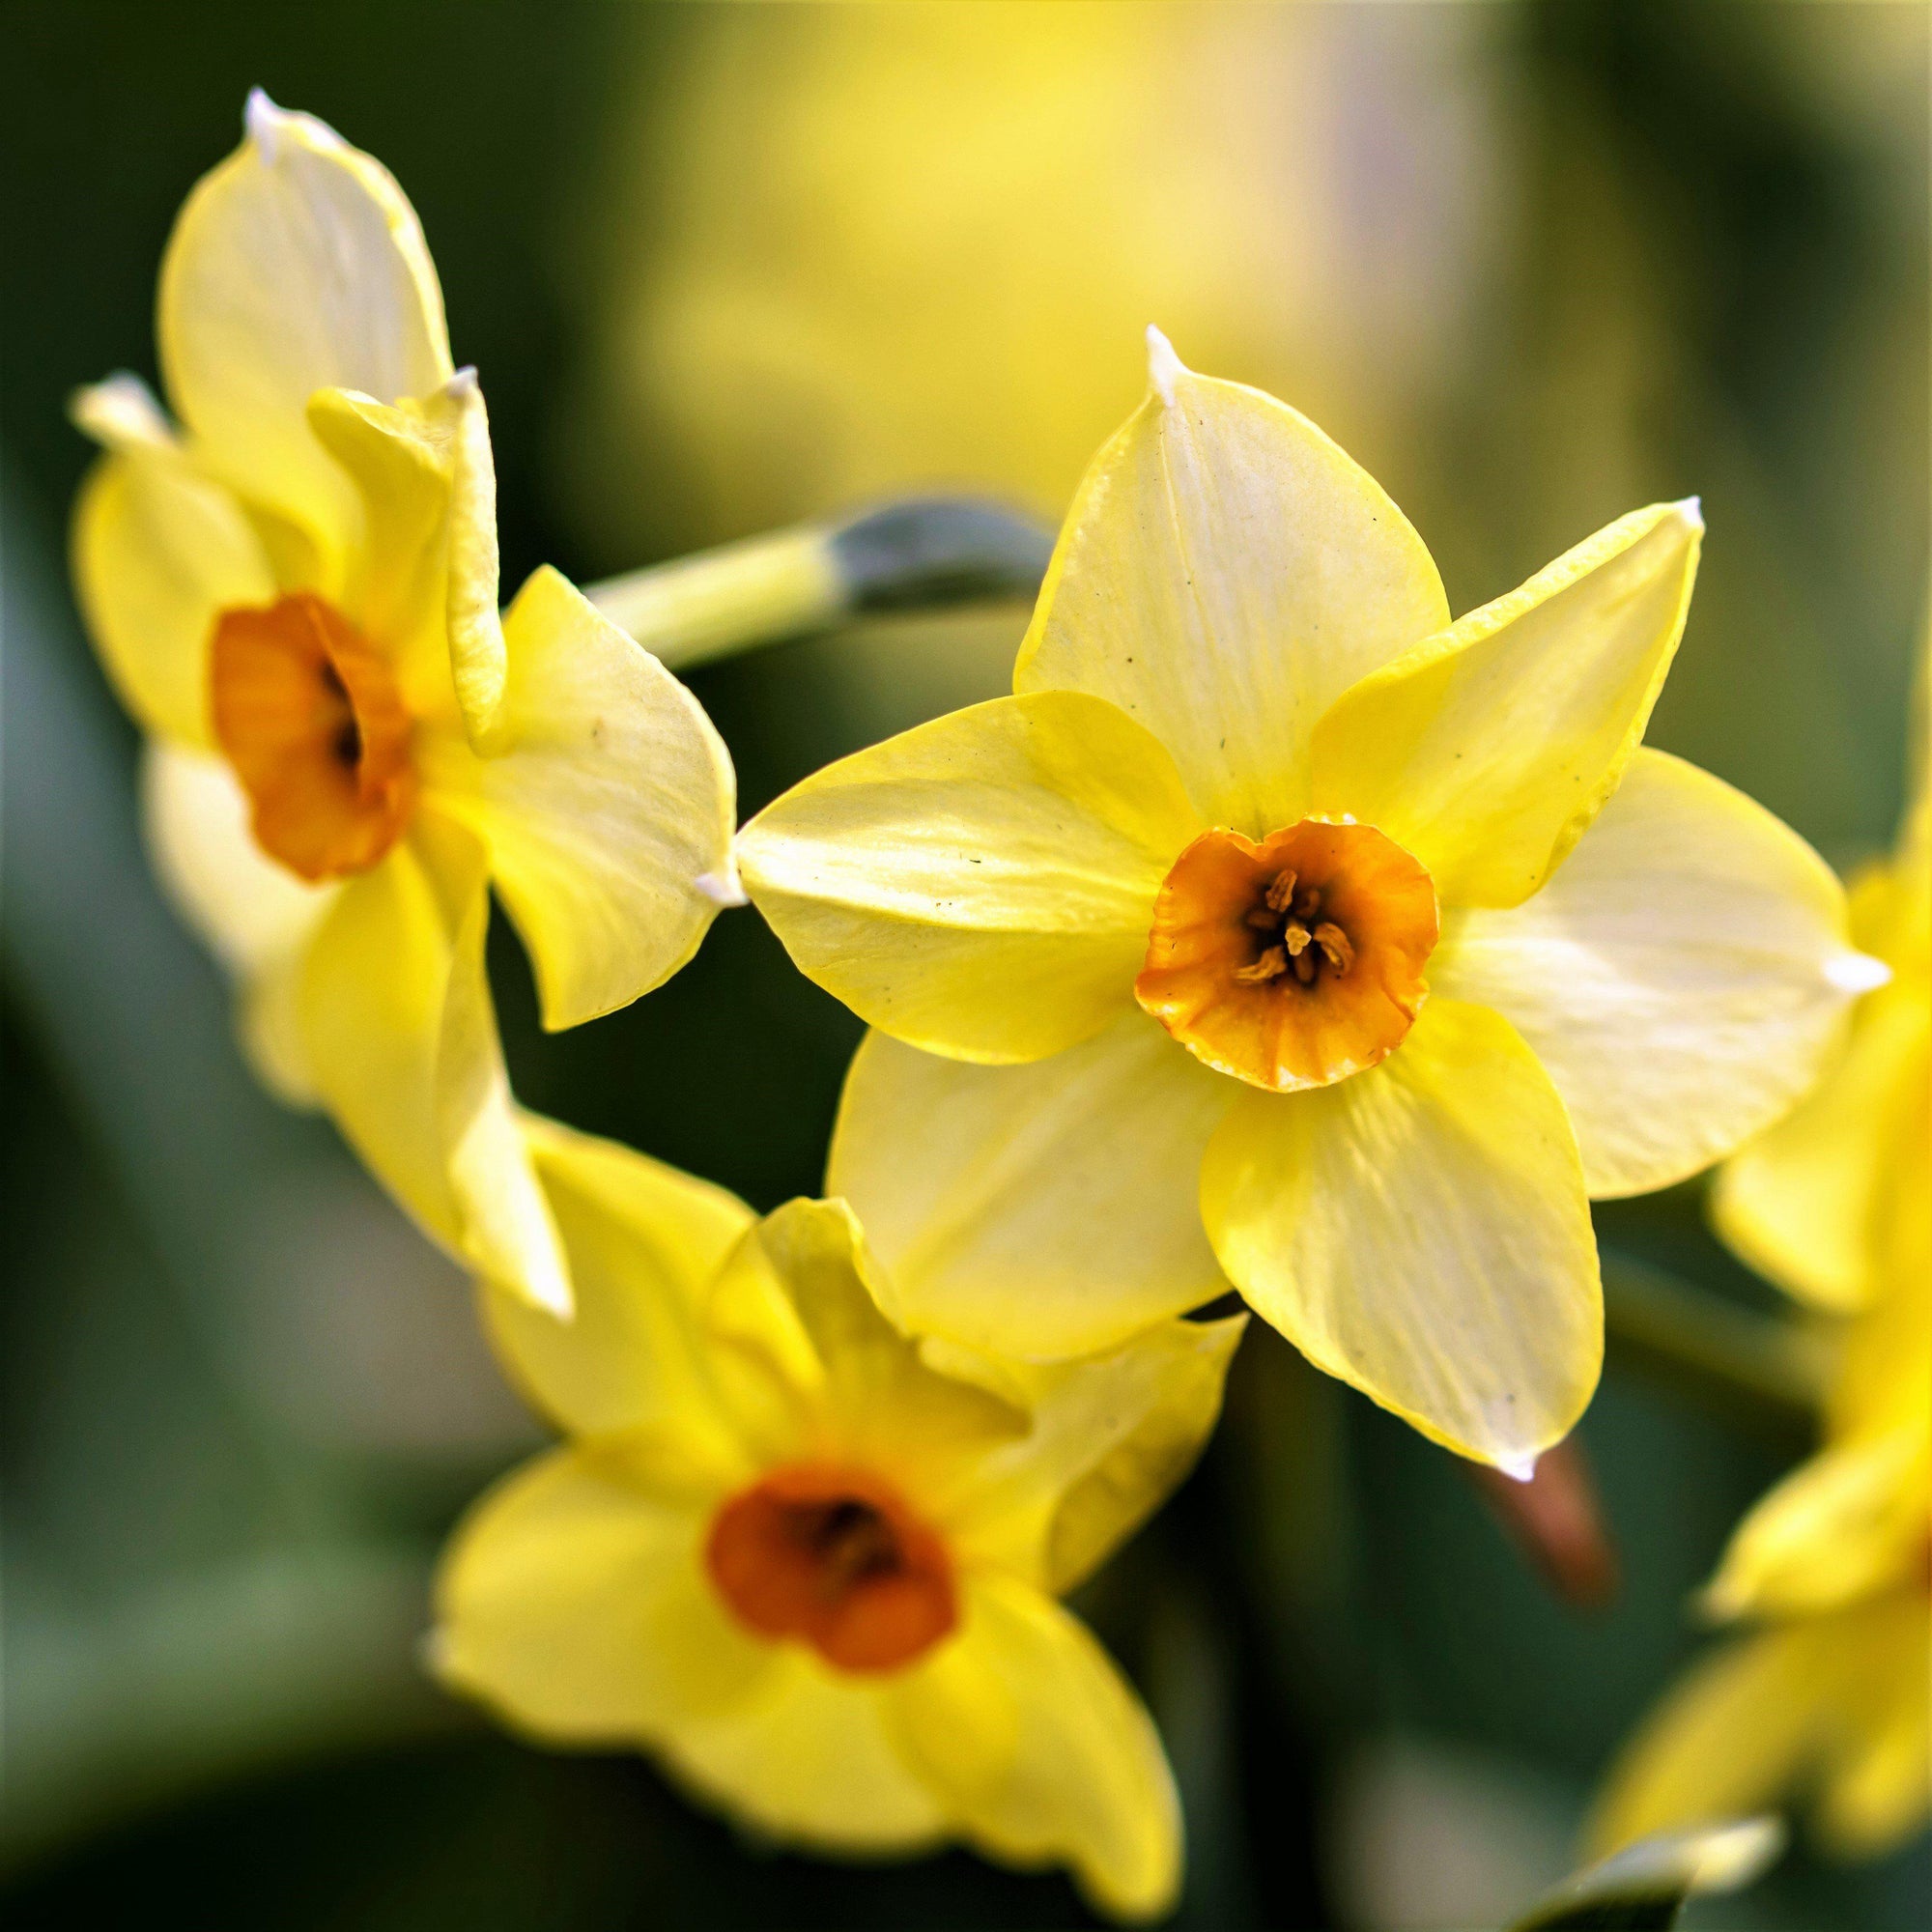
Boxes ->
[828,1015,1233,1360]
[1014,337,1449,835]
[158,93,452,561]
[668,1653,945,1853]
[432,1444,776,1743]
[1714,982,1926,1311]
[480,1113,755,1447]
[141,743,336,1101]
[739,692,1201,1063]
[1588,1626,1830,1855]
[700,1199,1026,1501]
[888,1574,1181,1921]
[1434,751,1863,1198]
[1814,1595,1932,1858]
[302,384,462,711]
[945,1316,1246,1591]
[296,814,569,1311]
[1200,999,1600,1469]
[1703,1429,1932,1621]
[71,445,273,748]
[420,567,738,1030]
[1309,502,1702,908]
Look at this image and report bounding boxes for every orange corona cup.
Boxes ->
[706,1463,957,1672]
[1135,819,1437,1091]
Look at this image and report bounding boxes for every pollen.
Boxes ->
[1135,819,1438,1091]
[211,592,417,881]
[705,1463,957,1674]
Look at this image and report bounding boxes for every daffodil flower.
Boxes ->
[70,95,737,1313]
[736,330,1875,1470]
[432,1115,1245,1919]
[1595,624,1931,1861]
[1714,623,1928,1314]
[1590,1251,1929,1857]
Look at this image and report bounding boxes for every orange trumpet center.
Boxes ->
[705,1463,957,1674]
[1135,819,1438,1092]
[210,592,416,882]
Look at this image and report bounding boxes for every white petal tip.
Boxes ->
[244,87,289,160]
[443,365,480,399]
[1146,325,1184,407]
[1674,496,1704,529]
[1825,951,1891,995]
[696,865,749,909]
[1495,1453,1539,1484]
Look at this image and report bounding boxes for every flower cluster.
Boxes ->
[71,96,1919,1915]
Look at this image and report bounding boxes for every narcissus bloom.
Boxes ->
[1590,1237,1929,1857]
[739,330,1874,1469]
[1714,629,1927,1315]
[433,1117,1243,1918]
[71,96,737,1312]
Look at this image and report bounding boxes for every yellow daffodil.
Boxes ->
[71,95,738,1313]
[1590,1239,1929,1857]
[432,1115,1244,1918]
[1596,620,1930,1861]
[1714,621,1928,1313]
[737,331,1876,1472]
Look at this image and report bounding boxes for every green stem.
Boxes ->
[585,497,1056,672]
[1601,1250,1827,1436]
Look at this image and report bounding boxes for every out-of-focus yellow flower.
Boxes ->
[737,336,1876,1472]
[71,95,738,1313]
[578,1,1500,547]
[432,1116,1244,1918]
[1597,619,1930,1862]
[1590,1236,1930,1857]
[1714,627,1929,1313]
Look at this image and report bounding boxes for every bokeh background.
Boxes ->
[2,4,1926,1926]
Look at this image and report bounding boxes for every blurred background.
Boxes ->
[2,3,1925,1926]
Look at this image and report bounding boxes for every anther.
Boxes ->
[1264,870,1298,915]
[1314,923,1354,975]
[1235,946,1289,984]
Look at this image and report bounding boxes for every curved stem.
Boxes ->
[585,497,1056,673]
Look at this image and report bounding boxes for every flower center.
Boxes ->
[210,592,416,882]
[1135,819,1438,1092]
[704,1463,957,1674]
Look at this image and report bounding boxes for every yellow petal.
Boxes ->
[296,813,569,1311]
[440,371,509,750]
[433,1444,778,1742]
[702,1199,1026,1501]
[668,1651,947,1854]
[1588,1625,1830,1855]
[1703,1428,1932,1622]
[945,1315,1247,1591]
[888,1574,1181,1921]
[420,566,738,1030]
[739,692,1201,1063]
[828,1015,1233,1359]
[1200,998,1600,1469]
[141,742,336,1101]
[302,384,462,708]
[1813,1595,1932,1859]
[1014,332,1449,835]
[1714,981,1926,1311]
[1433,750,1863,1198]
[481,1113,755,1446]
[1309,501,1703,908]
[71,443,273,748]
[158,92,452,563]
